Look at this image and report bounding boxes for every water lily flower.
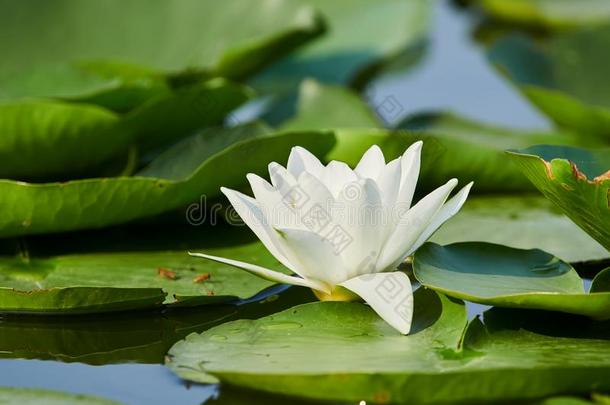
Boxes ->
[190,142,472,334]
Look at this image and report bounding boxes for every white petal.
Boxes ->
[189,252,329,293]
[395,141,423,211]
[406,181,473,256]
[377,178,458,271]
[297,171,335,212]
[340,272,413,335]
[287,146,324,178]
[246,173,303,230]
[268,162,296,193]
[334,178,385,279]
[355,145,385,179]
[375,157,401,209]
[220,187,296,273]
[322,161,358,197]
[275,228,348,286]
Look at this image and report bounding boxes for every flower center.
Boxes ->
[312,286,360,302]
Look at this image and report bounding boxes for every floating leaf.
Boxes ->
[327,116,578,193]
[167,288,610,403]
[507,145,610,251]
[0,387,121,405]
[431,194,609,263]
[254,0,430,125]
[414,242,610,319]
[0,79,250,180]
[254,0,430,91]
[470,0,610,30]
[280,79,382,130]
[0,127,335,237]
[0,0,324,105]
[489,28,610,140]
[168,288,467,393]
[0,286,314,364]
[0,226,290,314]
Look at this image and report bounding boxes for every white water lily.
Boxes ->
[190,142,472,334]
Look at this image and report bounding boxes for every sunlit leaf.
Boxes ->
[507,145,610,251]
[470,0,610,30]
[167,288,610,403]
[414,242,610,319]
[0,127,335,237]
[431,194,609,264]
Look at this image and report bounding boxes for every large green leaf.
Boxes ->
[0,286,315,364]
[470,0,610,30]
[253,0,430,91]
[280,79,382,130]
[431,195,609,264]
[0,100,129,180]
[507,145,610,251]
[414,242,610,319]
[0,226,290,314]
[0,0,324,106]
[0,127,335,237]
[168,288,467,389]
[253,0,430,125]
[0,387,121,405]
[0,79,250,180]
[488,28,610,140]
[327,117,578,193]
[167,288,610,403]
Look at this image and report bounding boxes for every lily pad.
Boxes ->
[168,288,467,389]
[0,226,290,314]
[326,116,578,193]
[0,286,314,364]
[488,28,610,140]
[280,79,382,130]
[0,387,121,405]
[253,0,430,91]
[507,145,610,251]
[0,0,324,105]
[253,0,430,125]
[430,194,609,264]
[470,0,610,30]
[167,288,610,403]
[0,79,250,180]
[0,126,335,237]
[413,242,610,319]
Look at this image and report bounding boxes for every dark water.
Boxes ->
[0,1,555,404]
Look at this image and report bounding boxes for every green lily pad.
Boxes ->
[470,0,610,30]
[326,114,578,193]
[168,288,467,390]
[507,145,610,251]
[0,286,314,364]
[0,79,250,180]
[0,226,289,314]
[254,0,430,91]
[280,79,382,131]
[253,0,430,125]
[0,387,121,405]
[431,194,609,264]
[167,288,610,403]
[0,126,335,237]
[0,0,324,105]
[414,242,610,319]
[488,28,610,140]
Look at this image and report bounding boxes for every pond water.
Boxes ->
[0,1,563,404]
